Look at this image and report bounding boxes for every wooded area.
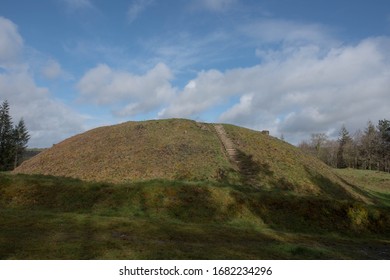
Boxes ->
[0,100,30,171]
[299,120,390,172]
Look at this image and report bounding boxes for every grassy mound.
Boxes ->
[14,119,368,201]
[1,173,389,259]
[14,119,230,183]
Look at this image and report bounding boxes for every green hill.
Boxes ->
[3,118,390,259]
[15,119,229,183]
[14,119,367,201]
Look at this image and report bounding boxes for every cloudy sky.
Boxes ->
[1,0,389,147]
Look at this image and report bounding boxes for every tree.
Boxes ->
[337,125,352,168]
[360,121,379,170]
[377,119,390,172]
[352,129,364,169]
[0,100,30,171]
[298,140,316,157]
[0,100,14,170]
[298,119,390,172]
[323,139,339,168]
[13,118,30,169]
[310,133,328,158]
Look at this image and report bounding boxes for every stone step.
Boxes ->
[214,124,240,167]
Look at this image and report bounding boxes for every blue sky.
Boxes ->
[0,0,389,147]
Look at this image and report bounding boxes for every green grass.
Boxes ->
[1,172,390,259]
[335,168,390,207]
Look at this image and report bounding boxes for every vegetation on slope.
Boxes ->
[223,124,369,201]
[1,172,389,259]
[335,168,390,207]
[14,119,230,183]
[6,119,390,259]
[14,119,370,202]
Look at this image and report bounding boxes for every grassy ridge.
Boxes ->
[1,172,389,259]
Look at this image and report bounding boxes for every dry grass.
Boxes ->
[223,124,370,201]
[14,119,369,202]
[15,119,230,183]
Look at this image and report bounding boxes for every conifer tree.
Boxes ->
[13,118,30,169]
[361,121,379,170]
[337,125,352,168]
[377,119,390,172]
[0,100,30,170]
[0,100,14,170]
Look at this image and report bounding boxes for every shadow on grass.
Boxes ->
[304,167,354,200]
[3,209,390,259]
[235,149,273,187]
[2,173,390,259]
[335,174,380,202]
[166,186,219,223]
[0,209,388,260]
[369,192,390,207]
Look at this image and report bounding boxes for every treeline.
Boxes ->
[0,100,30,171]
[299,119,390,172]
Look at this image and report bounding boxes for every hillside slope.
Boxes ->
[14,119,367,201]
[15,119,229,183]
[1,173,389,259]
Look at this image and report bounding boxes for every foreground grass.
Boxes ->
[1,173,389,259]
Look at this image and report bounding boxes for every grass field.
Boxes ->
[1,171,389,260]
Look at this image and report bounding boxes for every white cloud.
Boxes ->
[159,69,230,118]
[0,17,23,67]
[127,0,154,23]
[159,36,390,144]
[141,30,232,73]
[240,19,337,47]
[0,70,86,148]
[0,17,86,147]
[61,0,94,10]
[41,59,63,79]
[77,62,176,116]
[196,0,237,12]
[219,94,253,123]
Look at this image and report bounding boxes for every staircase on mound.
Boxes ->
[214,124,261,186]
[214,124,240,167]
